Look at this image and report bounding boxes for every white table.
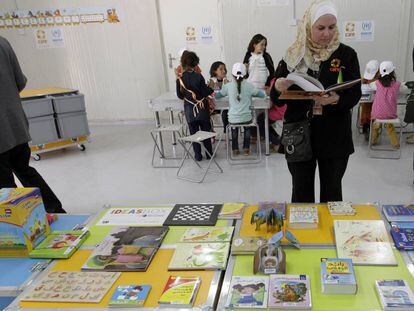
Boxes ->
[148,92,273,156]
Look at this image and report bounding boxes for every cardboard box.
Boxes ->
[0,188,50,257]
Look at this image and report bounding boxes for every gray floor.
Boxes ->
[28,120,414,215]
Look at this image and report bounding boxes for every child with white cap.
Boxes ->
[360,59,380,139]
[215,63,265,156]
[370,61,401,148]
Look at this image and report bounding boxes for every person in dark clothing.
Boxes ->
[270,0,361,203]
[176,51,214,161]
[0,35,65,213]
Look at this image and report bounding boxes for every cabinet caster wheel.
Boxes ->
[78,144,86,151]
[33,154,41,161]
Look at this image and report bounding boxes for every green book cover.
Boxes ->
[168,242,230,270]
[180,227,234,243]
[29,229,89,259]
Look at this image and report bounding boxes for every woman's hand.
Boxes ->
[313,91,339,106]
[274,78,294,92]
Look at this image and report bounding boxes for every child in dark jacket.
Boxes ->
[176,51,214,161]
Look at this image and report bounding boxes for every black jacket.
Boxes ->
[176,71,213,123]
[243,51,275,87]
[270,43,362,159]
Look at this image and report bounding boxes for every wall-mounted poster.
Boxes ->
[343,20,374,42]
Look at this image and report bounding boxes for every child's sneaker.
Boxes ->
[243,149,250,156]
[233,149,240,156]
[406,134,414,144]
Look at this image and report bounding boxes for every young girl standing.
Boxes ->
[208,61,229,133]
[243,34,275,91]
[176,51,214,161]
[370,61,401,149]
[215,63,265,156]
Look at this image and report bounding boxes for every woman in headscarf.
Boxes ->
[270,0,361,203]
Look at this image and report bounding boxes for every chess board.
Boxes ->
[163,204,222,226]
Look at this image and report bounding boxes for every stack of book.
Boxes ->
[383,205,414,223]
[375,280,414,310]
[158,276,201,308]
[288,206,318,229]
[327,201,355,216]
[320,258,357,294]
[390,227,414,250]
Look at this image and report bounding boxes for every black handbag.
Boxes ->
[281,120,312,162]
[404,98,414,124]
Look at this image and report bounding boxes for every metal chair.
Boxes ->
[150,124,184,168]
[225,107,261,165]
[368,118,403,159]
[177,131,223,183]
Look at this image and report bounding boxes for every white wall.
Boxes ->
[1,0,413,121]
[0,0,166,121]
[221,0,413,81]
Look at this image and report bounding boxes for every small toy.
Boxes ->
[254,243,286,274]
[251,208,283,232]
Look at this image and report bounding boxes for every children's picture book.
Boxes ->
[82,227,168,271]
[231,236,267,255]
[289,206,318,229]
[327,201,356,216]
[158,276,201,308]
[320,258,357,294]
[268,274,311,309]
[168,242,230,270]
[375,280,414,310]
[258,202,286,219]
[22,271,120,303]
[225,276,268,309]
[96,207,173,226]
[279,72,360,99]
[179,227,234,243]
[29,229,90,258]
[219,203,246,219]
[334,220,397,266]
[383,205,414,223]
[390,227,414,250]
[109,285,151,307]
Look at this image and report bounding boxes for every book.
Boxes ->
[231,236,267,255]
[253,243,286,274]
[179,227,234,243]
[82,227,168,272]
[225,276,268,308]
[168,242,230,270]
[375,280,414,310]
[109,285,151,307]
[279,72,361,99]
[327,201,356,216]
[320,258,357,294]
[390,227,414,250]
[259,201,286,219]
[383,205,414,223]
[334,220,397,266]
[29,229,89,258]
[158,276,200,308]
[288,206,318,229]
[22,271,120,303]
[268,274,311,309]
[219,202,246,219]
[97,207,173,226]
[391,222,414,229]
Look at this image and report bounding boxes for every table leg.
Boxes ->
[154,111,165,156]
[264,108,270,156]
[169,110,177,145]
